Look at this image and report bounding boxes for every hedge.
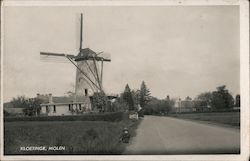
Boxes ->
[4,112,125,122]
[167,108,240,115]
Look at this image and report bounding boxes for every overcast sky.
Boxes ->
[3,6,239,102]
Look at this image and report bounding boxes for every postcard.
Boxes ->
[1,0,249,161]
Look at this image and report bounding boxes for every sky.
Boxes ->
[3,6,240,102]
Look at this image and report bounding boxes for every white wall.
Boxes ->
[41,103,91,116]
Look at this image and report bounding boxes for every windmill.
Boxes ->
[40,13,111,97]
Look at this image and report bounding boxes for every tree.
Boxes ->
[131,89,140,105]
[11,96,40,116]
[92,92,108,112]
[165,98,175,115]
[11,96,29,109]
[139,81,151,108]
[235,94,240,107]
[143,97,159,115]
[10,96,42,116]
[112,97,128,112]
[143,96,175,115]
[23,98,43,116]
[159,100,168,114]
[122,84,134,111]
[211,85,234,110]
[195,92,213,111]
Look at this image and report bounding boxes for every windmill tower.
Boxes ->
[40,13,111,98]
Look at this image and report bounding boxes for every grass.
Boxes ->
[168,111,240,127]
[4,117,140,154]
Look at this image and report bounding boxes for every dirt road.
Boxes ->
[124,116,240,154]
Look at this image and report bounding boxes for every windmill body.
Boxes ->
[75,48,101,96]
[39,13,111,115]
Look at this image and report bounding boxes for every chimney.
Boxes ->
[49,93,53,103]
[36,93,40,98]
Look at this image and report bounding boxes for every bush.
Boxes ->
[91,92,108,112]
[4,112,125,122]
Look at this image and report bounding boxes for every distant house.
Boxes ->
[174,97,196,113]
[37,93,92,116]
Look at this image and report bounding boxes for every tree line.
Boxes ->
[112,84,240,115]
[111,81,175,115]
[5,82,240,117]
[194,85,240,112]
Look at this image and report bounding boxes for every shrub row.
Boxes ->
[167,108,240,115]
[4,112,125,122]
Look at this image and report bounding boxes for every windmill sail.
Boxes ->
[40,52,75,63]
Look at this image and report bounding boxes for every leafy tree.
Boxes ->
[143,97,175,115]
[195,92,212,111]
[196,92,212,103]
[11,96,29,109]
[139,81,151,108]
[159,98,175,115]
[112,97,128,112]
[23,98,43,116]
[10,96,42,116]
[144,97,159,115]
[92,92,108,112]
[122,84,134,111]
[211,85,234,110]
[165,98,175,115]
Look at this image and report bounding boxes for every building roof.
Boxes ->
[37,94,90,105]
[4,94,91,108]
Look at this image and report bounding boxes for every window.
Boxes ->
[46,106,49,113]
[53,105,56,113]
[68,104,71,111]
[85,89,88,96]
[79,104,81,110]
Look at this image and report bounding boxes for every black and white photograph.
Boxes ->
[1,0,249,160]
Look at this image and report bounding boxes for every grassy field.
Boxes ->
[4,118,140,154]
[168,112,240,127]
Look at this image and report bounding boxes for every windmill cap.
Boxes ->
[75,48,96,61]
[75,48,111,62]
